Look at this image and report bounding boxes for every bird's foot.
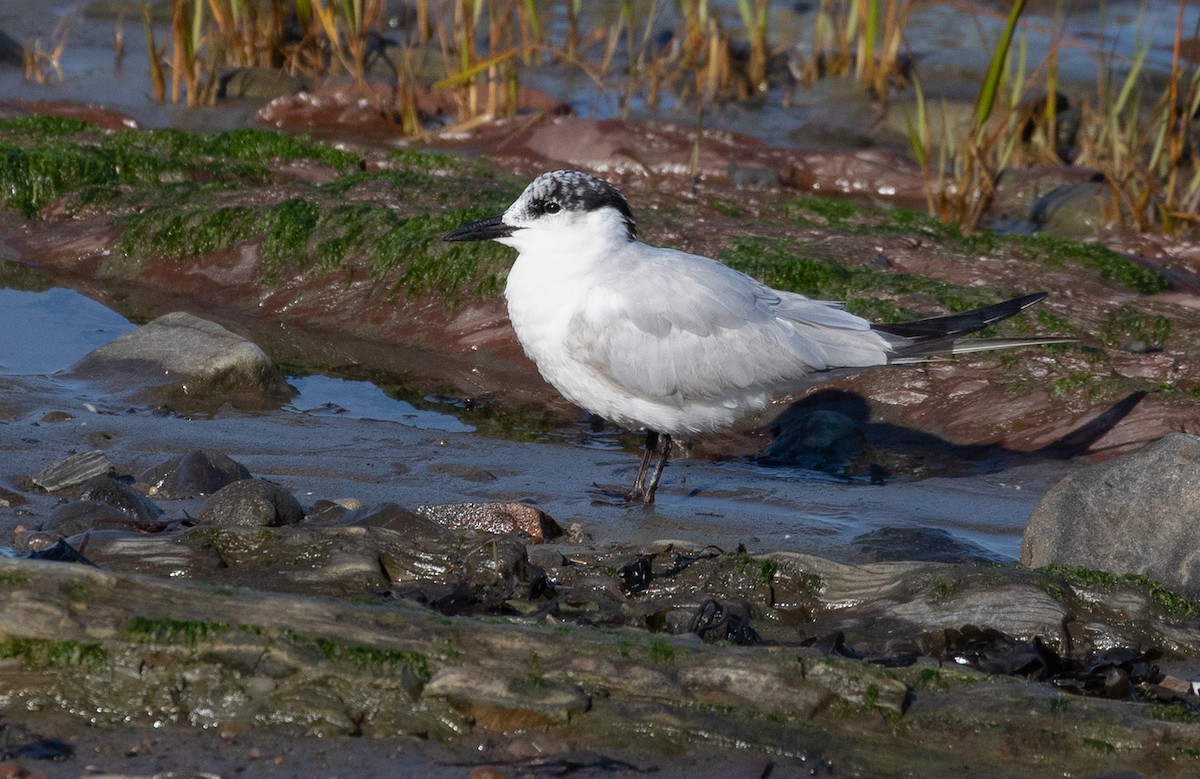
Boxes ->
[587,483,638,507]
[624,487,655,505]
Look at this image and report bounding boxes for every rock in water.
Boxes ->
[74,311,293,404]
[1021,433,1200,595]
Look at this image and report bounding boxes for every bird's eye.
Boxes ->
[544,201,561,214]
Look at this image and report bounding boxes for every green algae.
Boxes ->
[260,197,321,268]
[771,195,1168,295]
[111,172,511,298]
[0,122,357,218]
[1016,234,1170,294]
[784,195,862,224]
[313,636,430,678]
[1149,703,1200,724]
[1098,304,1172,350]
[648,638,678,664]
[0,638,107,668]
[124,616,229,646]
[1046,565,1200,618]
[1050,372,1093,398]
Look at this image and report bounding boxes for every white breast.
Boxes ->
[503,243,766,437]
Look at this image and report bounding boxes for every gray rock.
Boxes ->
[76,311,293,402]
[140,449,251,499]
[76,475,163,521]
[32,450,115,492]
[1030,180,1112,238]
[1022,433,1200,595]
[199,478,304,528]
[990,165,1103,226]
[65,529,225,582]
[218,67,308,101]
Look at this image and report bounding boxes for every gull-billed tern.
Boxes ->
[444,170,1068,504]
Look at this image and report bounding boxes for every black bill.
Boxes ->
[442,214,513,242]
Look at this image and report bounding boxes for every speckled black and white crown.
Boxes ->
[508,170,637,239]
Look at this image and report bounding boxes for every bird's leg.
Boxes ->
[628,430,659,502]
[641,434,673,504]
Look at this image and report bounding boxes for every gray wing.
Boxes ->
[564,246,893,402]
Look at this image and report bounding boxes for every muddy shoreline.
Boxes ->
[1,81,1199,777]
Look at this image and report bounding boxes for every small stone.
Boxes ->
[416,502,562,543]
[526,546,566,570]
[1157,675,1192,696]
[199,479,304,528]
[40,411,73,423]
[218,67,308,101]
[76,475,163,521]
[85,431,115,448]
[31,450,115,492]
[0,486,25,508]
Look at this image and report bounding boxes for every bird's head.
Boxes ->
[442,170,637,252]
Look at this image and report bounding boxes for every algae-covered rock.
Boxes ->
[199,478,304,528]
[2,555,1198,776]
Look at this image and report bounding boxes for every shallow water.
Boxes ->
[0,285,1074,562]
[0,287,134,375]
[3,0,1133,562]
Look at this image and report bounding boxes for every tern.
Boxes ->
[444,169,1066,504]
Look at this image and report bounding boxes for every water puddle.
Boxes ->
[0,286,469,433]
[0,287,134,376]
[285,374,473,433]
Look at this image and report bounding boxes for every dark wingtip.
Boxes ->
[873,292,1053,341]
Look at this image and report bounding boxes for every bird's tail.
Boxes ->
[874,292,1074,363]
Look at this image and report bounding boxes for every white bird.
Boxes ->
[444,170,1066,504]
